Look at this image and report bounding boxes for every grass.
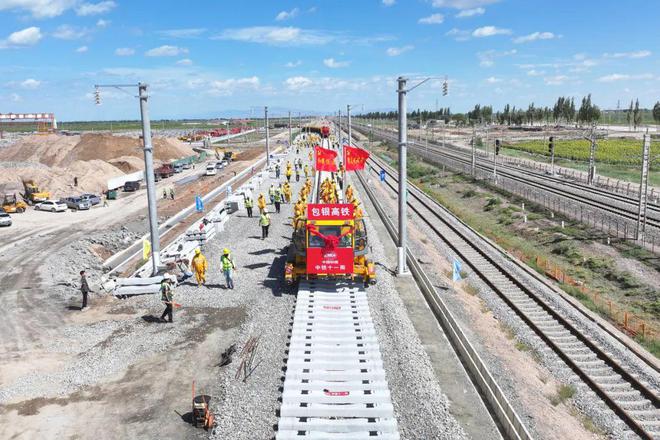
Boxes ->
[569,406,606,435]
[515,340,532,352]
[464,283,479,296]
[549,384,577,406]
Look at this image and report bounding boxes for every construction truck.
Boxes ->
[214,147,234,162]
[2,194,28,213]
[21,180,50,205]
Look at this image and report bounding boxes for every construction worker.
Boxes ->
[79,270,91,310]
[190,248,208,287]
[221,248,236,290]
[170,187,175,200]
[268,184,276,204]
[283,182,292,203]
[295,167,301,182]
[257,193,267,214]
[345,184,354,203]
[163,189,167,199]
[260,210,271,239]
[285,166,292,182]
[304,165,310,179]
[244,196,254,218]
[273,186,282,213]
[275,163,281,179]
[160,275,175,323]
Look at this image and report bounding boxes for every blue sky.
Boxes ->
[1,0,659,121]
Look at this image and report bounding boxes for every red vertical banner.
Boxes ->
[315,145,338,171]
[343,145,370,171]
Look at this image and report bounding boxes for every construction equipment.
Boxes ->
[191,381,215,430]
[285,203,376,286]
[21,180,50,205]
[2,193,27,213]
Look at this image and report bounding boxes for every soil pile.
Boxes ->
[0,133,194,197]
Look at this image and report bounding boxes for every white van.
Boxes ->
[205,164,217,176]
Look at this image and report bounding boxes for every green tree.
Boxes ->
[653,101,660,128]
[633,99,641,130]
[627,100,634,129]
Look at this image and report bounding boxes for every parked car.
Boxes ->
[64,196,91,210]
[0,211,12,227]
[182,162,192,170]
[220,159,229,167]
[205,164,218,176]
[123,181,141,192]
[214,161,225,170]
[35,199,68,212]
[80,193,101,205]
[173,164,184,173]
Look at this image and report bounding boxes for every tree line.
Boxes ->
[361,95,660,127]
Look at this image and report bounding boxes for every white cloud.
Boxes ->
[386,45,414,56]
[597,73,654,82]
[603,50,651,59]
[20,78,41,89]
[485,76,501,83]
[0,26,42,48]
[513,31,558,44]
[0,0,78,18]
[456,7,484,17]
[526,69,544,76]
[213,26,333,46]
[382,0,395,6]
[573,53,586,60]
[445,28,471,41]
[114,47,135,56]
[76,1,116,16]
[208,76,260,96]
[96,19,110,28]
[285,76,313,89]
[432,0,499,9]
[145,45,189,57]
[323,57,350,68]
[472,26,511,37]
[52,24,89,40]
[176,58,193,66]
[418,13,444,24]
[157,28,206,38]
[544,75,569,85]
[10,93,21,102]
[76,45,88,53]
[285,60,302,67]
[477,48,516,67]
[275,7,299,21]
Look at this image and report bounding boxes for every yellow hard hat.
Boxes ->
[223,248,230,254]
[195,248,201,255]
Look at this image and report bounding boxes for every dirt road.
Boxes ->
[0,131,290,439]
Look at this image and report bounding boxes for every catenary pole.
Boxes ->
[288,111,292,146]
[397,77,408,275]
[138,83,160,275]
[265,106,270,167]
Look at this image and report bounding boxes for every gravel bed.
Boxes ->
[354,163,655,439]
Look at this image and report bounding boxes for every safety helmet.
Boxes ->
[223,248,230,254]
[195,248,201,255]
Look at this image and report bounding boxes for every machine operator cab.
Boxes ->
[285,203,375,286]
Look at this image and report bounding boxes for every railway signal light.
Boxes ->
[495,139,501,155]
[548,136,554,154]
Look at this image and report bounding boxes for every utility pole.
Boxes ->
[471,128,476,177]
[587,124,596,185]
[636,133,651,241]
[347,104,352,147]
[265,106,270,167]
[397,77,408,275]
[338,109,342,142]
[138,83,160,275]
[288,111,292,146]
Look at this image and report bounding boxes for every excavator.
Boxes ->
[21,180,50,205]
[2,194,27,213]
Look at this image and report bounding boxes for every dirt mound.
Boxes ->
[0,133,193,168]
[108,156,146,173]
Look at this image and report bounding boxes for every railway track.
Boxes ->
[359,153,660,439]
[355,124,660,231]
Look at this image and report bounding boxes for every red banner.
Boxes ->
[315,145,338,171]
[307,203,353,220]
[343,145,370,171]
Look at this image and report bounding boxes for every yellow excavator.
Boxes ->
[21,180,50,205]
[2,194,28,213]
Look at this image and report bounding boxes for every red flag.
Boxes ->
[314,145,338,171]
[343,145,370,171]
